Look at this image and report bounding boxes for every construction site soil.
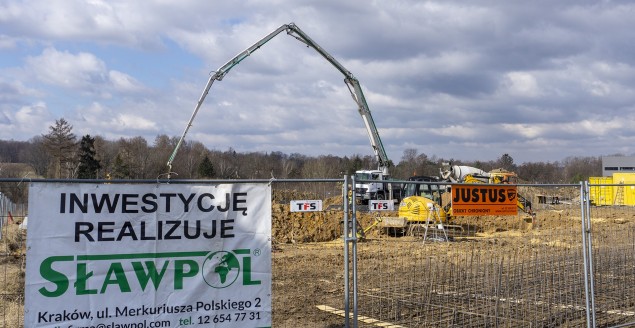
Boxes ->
[270,190,584,244]
[269,190,635,327]
[2,190,634,327]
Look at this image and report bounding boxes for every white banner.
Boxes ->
[25,183,271,328]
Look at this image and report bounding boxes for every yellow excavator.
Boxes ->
[398,175,450,223]
[380,175,454,236]
[383,165,534,237]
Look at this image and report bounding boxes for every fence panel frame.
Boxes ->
[351,181,594,327]
[0,177,354,328]
[585,181,635,328]
[3,178,635,327]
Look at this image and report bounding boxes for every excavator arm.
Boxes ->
[167,23,390,174]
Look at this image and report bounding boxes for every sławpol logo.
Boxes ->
[202,249,261,288]
[25,183,272,327]
[38,249,262,297]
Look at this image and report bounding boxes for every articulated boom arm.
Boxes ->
[166,23,390,174]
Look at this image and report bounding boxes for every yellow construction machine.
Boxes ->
[380,165,535,237]
[379,175,455,237]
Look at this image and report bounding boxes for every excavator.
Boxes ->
[391,175,454,237]
[385,165,535,237]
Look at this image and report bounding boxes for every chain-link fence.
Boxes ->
[270,179,348,327]
[0,180,28,328]
[353,183,591,327]
[1,179,634,327]
[585,182,635,328]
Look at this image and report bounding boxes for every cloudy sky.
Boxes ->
[1,0,634,165]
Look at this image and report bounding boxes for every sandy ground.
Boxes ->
[269,190,635,327]
[3,189,634,327]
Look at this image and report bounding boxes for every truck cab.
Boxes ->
[354,170,401,204]
[401,175,447,205]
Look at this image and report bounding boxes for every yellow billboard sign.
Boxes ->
[451,185,518,216]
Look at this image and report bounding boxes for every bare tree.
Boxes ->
[0,129,608,183]
[215,148,240,179]
[301,155,342,178]
[150,135,181,178]
[19,136,50,177]
[397,148,418,177]
[562,156,601,183]
[517,161,564,183]
[127,137,151,178]
[179,141,208,178]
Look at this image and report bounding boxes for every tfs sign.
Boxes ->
[290,200,323,212]
[369,200,394,211]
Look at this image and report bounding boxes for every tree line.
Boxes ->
[0,118,602,184]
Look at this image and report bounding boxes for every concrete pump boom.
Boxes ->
[166,23,390,175]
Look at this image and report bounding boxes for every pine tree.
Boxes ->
[348,155,364,175]
[497,153,515,171]
[197,155,215,178]
[77,135,101,179]
[112,153,131,179]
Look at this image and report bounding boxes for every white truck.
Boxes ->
[354,170,402,204]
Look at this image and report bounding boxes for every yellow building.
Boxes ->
[589,173,635,206]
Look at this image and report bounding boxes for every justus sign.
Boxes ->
[451,185,518,216]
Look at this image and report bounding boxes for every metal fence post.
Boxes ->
[584,181,597,327]
[581,181,597,328]
[343,175,361,327]
[347,174,359,328]
[343,174,351,328]
[580,181,591,328]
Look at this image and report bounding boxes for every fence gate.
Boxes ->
[350,182,592,327]
[584,181,635,328]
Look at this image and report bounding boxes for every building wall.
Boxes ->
[590,173,635,206]
[589,176,614,205]
[602,156,635,176]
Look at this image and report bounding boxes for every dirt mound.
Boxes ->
[271,190,635,244]
[272,190,339,244]
[271,190,386,244]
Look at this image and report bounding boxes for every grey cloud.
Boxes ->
[2,0,635,163]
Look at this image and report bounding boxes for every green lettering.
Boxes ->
[39,256,74,297]
[241,257,261,285]
[76,263,98,295]
[132,261,169,290]
[100,263,131,293]
[174,260,198,289]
